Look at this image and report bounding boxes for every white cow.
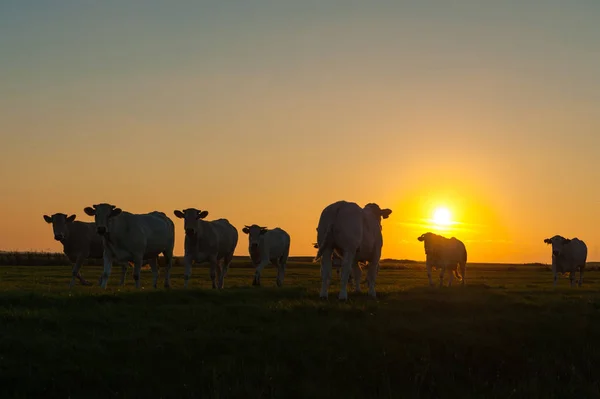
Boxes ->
[544,235,587,287]
[314,201,392,300]
[242,224,290,287]
[173,208,238,289]
[84,203,175,289]
[417,232,467,287]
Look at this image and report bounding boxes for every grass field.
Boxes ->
[1,261,600,398]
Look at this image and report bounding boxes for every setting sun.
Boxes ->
[432,207,452,226]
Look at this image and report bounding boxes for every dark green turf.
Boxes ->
[0,262,598,398]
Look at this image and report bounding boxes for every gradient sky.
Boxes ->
[1,1,599,263]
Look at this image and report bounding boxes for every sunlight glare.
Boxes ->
[432,207,452,226]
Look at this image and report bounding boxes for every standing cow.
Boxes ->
[173,208,238,289]
[43,213,101,288]
[417,232,467,287]
[314,201,392,300]
[242,224,290,287]
[84,203,175,289]
[544,235,587,287]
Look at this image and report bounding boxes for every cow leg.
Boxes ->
[70,256,87,288]
[439,265,446,288]
[569,271,575,287]
[132,258,143,289]
[460,262,466,286]
[149,258,159,289]
[579,265,584,287]
[338,251,355,300]
[366,261,379,298]
[100,252,113,289]
[448,267,454,287]
[552,262,558,287]
[118,263,128,286]
[319,248,334,299]
[219,252,233,289]
[426,262,434,287]
[277,253,288,287]
[253,259,269,287]
[209,257,219,289]
[183,255,193,289]
[352,262,362,293]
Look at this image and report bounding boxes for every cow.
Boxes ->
[417,232,467,287]
[242,225,290,287]
[84,203,175,289]
[43,213,100,288]
[173,208,238,289]
[314,201,392,300]
[544,235,587,287]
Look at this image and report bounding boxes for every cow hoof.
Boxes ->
[319,295,328,300]
[276,280,282,287]
[164,283,171,289]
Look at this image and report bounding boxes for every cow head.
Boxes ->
[363,203,392,226]
[544,235,571,257]
[43,213,76,241]
[242,224,268,262]
[173,208,208,236]
[418,232,442,254]
[84,203,122,236]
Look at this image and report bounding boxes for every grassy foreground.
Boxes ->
[1,262,599,398]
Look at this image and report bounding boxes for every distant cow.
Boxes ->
[84,204,175,289]
[243,225,290,287]
[417,232,467,287]
[544,235,587,287]
[314,201,392,300]
[173,208,238,289]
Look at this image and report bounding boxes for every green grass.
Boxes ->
[1,262,600,398]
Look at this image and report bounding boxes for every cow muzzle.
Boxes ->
[552,250,560,257]
[97,226,107,235]
[185,228,195,236]
[54,234,64,241]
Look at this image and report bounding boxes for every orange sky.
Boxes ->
[1,2,600,263]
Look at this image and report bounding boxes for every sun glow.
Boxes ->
[432,207,452,227]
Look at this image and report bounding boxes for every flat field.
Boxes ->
[1,261,599,398]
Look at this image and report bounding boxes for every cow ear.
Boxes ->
[198,211,209,219]
[110,208,122,217]
[242,227,250,234]
[174,210,185,219]
[543,238,551,244]
[313,243,319,249]
[381,209,392,219]
[84,207,96,216]
[43,215,52,224]
[66,214,76,223]
[417,235,425,241]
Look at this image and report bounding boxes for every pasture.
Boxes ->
[1,261,600,398]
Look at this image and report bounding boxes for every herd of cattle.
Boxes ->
[42,200,588,299]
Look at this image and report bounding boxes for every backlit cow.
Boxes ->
[84,203,175,289]
[314,201,392,300]
[173,208,238,289]
[417,232,467,287]
[242,225,290,287]
[43,213,100,288]
[544,235,587,287]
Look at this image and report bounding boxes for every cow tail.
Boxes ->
[314,223,335,263]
